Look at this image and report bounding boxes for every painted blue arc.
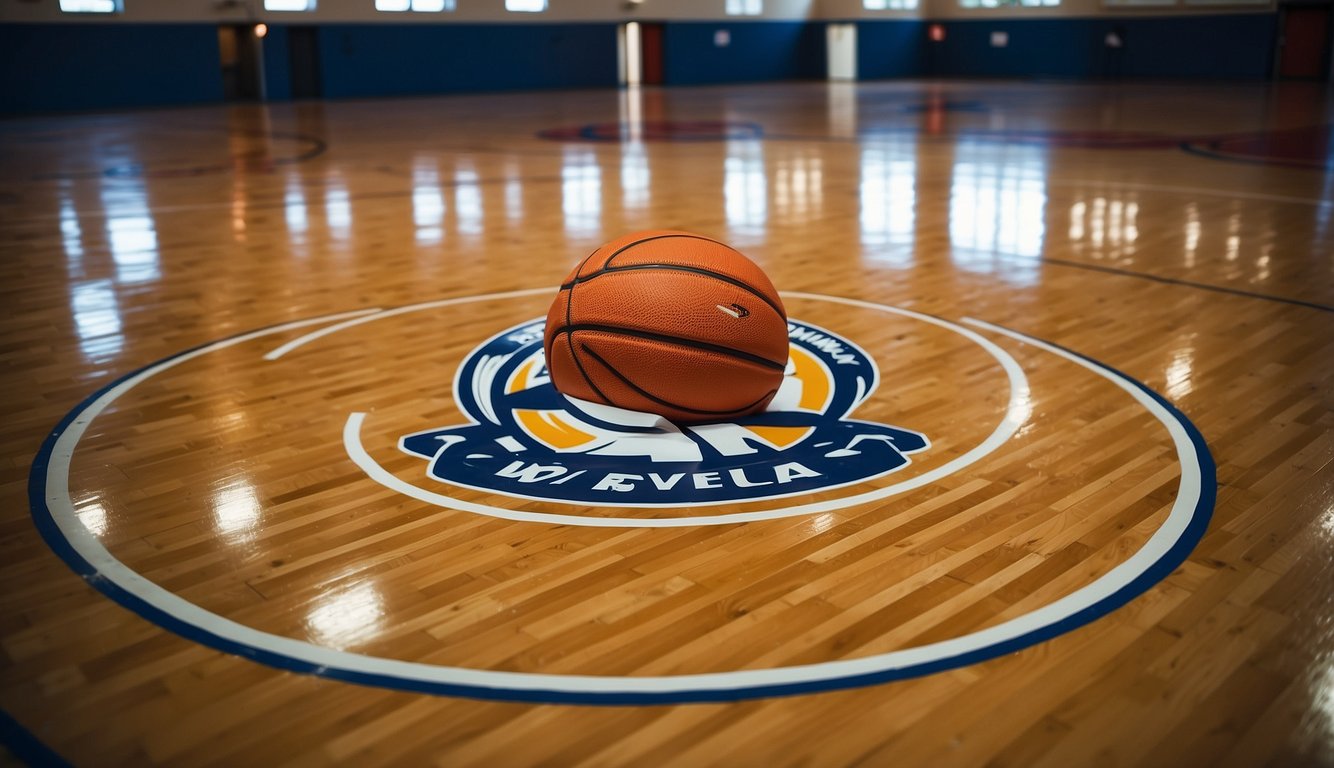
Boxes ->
[24,315,1215,708]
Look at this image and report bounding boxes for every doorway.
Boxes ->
[288,26,323,100]
[218,24,266,101]
[620,21,665,86]
[827,23,857,81]
[1277,4,1332,80]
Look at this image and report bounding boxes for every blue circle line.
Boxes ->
[24,318,1215,708]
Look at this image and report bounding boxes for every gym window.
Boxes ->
[505,0,547,11]
[726,0,762,15]
[960,0,1059,7]
[264,0,316,10]
[864,0,919,8]
[377,0,456,9]
[59,0,121,12]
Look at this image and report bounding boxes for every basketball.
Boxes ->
[543,230,789,424]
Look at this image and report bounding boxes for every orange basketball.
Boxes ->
[544,230,788,424]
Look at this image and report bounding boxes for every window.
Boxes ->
[376,0,455,9]
[264,0,315,10]
[725,0,762,15]
[59,0,121,11]
[864,0,918,8]
[505,0,547,11]
[960,0,1058,7]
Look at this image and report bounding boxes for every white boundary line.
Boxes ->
[41,304,1204,696]
[342,292,1031,524]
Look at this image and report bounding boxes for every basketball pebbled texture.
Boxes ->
[543,230,789,424]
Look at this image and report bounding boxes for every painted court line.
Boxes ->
[31,296,1212,703]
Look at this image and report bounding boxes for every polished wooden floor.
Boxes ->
[1,81,1332,766]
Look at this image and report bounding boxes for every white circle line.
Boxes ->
[39,304,1204,697]
[344,293,1032,525]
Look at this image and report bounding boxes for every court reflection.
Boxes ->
[504,158,524,225]
[561,146,602,238]
[101,176,160,284]
[412,157,444,246]
[212,478,261,543]
[70,279,124,362]
[325,174,352,241]
[284,174,309,241]
[305,578,386,651]
[725,137,767,235]
[76,500,108,537]
[859,137,917,267]
[774,150,823,223]
[454,161,484,237]
[59,194,85,267]
[948,141,1046,286]
[621,142,651,212]
[1067,195,1140,261]
[1164,345,1195,401]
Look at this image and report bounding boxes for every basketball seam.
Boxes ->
[564,246,613,405]
[550,325,787,371]
[600,232,729,271]
[559,263,785,319]
[568,328,610,405]
[579,343,778,417]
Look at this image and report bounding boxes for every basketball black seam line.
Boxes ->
[564,247,611,405]
[550,325,787,371]
[579,343,778,417]
[559,263,786,319]
[584,232,781,317]
[601,232,730,272]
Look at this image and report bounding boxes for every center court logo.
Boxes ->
[399,317,930,506]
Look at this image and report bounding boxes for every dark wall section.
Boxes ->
[662,21,825,85]
[261,25,292,102]
[315,23,617,98]
[0,24,223,114]
[923,14,1276,80]
[857,20,927,79]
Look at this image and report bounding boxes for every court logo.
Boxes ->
[399,318,929,506]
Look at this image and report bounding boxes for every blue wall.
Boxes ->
[0,13,1282,115]
[923,14,1276,80]
[0,24,223,114]
[857,20,927,79]
[261,25,292,102]
[316,23,618,98]
[663,21,825,85]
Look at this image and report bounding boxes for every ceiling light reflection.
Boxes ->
[948,142,1045,285]
[1164,346,1194,401]
[413,158,445,245]
[305,579,386,650]
[325,176,352,239]
[859,140,916,266]
[70,279,124,362]
[561,147,602,238]
[213,479,261,541]
[724,138,767,235]
[621,143,650,211]
[454,162,483,237]
[101,177,160,284]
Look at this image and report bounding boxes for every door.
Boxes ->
[827,23,857,81]
[641,22,664,86]
[1278,5,1332,79]
[288,26,323,100]
[219,24,265,101]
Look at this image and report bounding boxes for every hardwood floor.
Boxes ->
[1,80,1331,766]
